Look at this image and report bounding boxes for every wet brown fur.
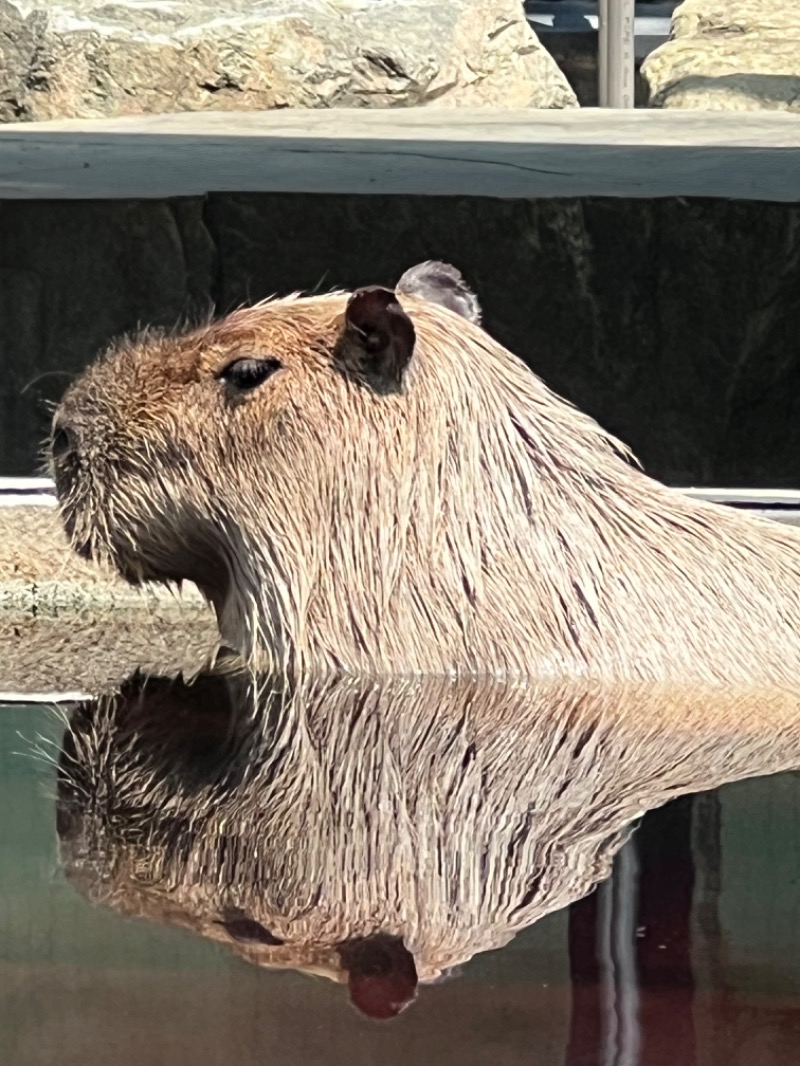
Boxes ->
[53,283,800,683]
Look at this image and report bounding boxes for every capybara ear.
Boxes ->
[341,285,416,387]
[338,934,418,1021]
[396,260,482,325]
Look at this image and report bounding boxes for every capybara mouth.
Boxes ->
[51,422,228,598]
[55,472,201,593]
[53,466,141,583]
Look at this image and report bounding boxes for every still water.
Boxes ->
[2,672,800,1066]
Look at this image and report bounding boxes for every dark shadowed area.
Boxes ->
[2,193,799,485]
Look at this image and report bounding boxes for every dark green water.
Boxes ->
[2,700,800,1066]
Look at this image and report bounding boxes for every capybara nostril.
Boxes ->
[51,427,73,459]
[50,419,75,460]
[216,916,285,945]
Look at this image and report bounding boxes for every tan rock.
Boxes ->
[642,0,800,111]
[0,608,219,696]
[0,0,577,123]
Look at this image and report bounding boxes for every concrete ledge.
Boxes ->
[1,108,800,202]
[0,507,216,696]
[0,506,207,607]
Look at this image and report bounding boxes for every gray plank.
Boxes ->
[681,488,800,507]
[4,478,800,522]
[1,108,799,201]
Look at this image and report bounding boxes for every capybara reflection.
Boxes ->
[51,260,800,682]
[54,670,800,1018]
[338,935,419,1020]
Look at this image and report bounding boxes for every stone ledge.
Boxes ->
[0,506,217,694]
[0,505,207,608]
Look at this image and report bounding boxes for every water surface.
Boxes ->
[2,676,800,1066]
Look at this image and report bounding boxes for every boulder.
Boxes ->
[642,0,800,111]
[0,0,577,123]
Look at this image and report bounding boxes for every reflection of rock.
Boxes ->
[55,667,800,1011]
[0,0,576,124]
[643,0,800,111]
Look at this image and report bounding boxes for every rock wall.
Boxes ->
[2,193,800,487]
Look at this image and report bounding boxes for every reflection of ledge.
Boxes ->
[0,607,218,702]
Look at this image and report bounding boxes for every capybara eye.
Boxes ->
[218,357,282,391]
[215,916,285,945]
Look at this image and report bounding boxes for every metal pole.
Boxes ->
[598,0,636,108]
[598,0,610,107]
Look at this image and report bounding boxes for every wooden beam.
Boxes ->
[1,108,799,202]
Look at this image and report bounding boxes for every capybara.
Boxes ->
[54,669,800,1005]
[51,260,800,682]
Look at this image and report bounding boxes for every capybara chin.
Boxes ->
[51,260,800,683]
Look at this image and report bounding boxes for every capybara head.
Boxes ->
[51,260,800,683]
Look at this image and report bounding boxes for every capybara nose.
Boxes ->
[50,414,76,460]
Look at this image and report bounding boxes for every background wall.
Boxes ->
[2,193,799,486]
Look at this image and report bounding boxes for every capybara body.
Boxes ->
[52,262,800,683]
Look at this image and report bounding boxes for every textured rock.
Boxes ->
[0,0,36,120]
[0,0,577,123]
[643,0,800,111]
